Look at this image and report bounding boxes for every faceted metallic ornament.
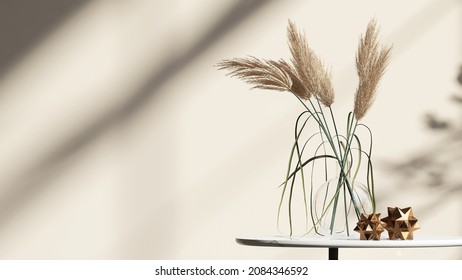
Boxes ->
[354,213,387,240]
[381,207,420,240]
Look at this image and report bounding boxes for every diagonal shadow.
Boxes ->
[383,0,459,53]
[0,0,271,229]
[0,0,90,82]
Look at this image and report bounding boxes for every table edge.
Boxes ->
[236,235,462,249]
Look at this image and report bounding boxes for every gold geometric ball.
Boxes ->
[354,213,387,240]
[381,207,420,240]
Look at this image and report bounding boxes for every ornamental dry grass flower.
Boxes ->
[216,56,292,92]
[354,20,392,120]
[287,20,334,107]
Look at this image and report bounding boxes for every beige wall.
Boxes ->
[0,0,460,259]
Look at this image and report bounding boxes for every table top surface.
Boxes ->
[236,235,462,248]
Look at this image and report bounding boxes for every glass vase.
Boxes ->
[313,176,372,238]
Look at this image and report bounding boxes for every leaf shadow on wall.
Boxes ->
[383,65,462,257]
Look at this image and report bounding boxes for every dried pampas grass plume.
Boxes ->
[287,20,334,107]
[275,59,309,100]
[216,56,291,92]
[354,19,392,120]
[216,56,309,100]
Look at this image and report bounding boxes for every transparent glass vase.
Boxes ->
[313,177,372,238]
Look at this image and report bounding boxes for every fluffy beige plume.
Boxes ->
[216,56,309,99]
[275,59,309,99]
[354,19,392,120]
[216,56,290,92]
[287,20,334,106]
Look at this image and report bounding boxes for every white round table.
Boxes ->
[236,235,462,260]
